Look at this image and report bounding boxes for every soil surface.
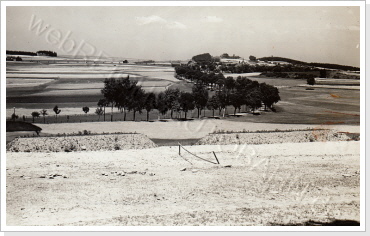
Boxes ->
[7,141,360,226]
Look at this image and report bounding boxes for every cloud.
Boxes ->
[203,16,223,23]
[136,15,166,25]
[136,15,187,29]
[167,21,187,29]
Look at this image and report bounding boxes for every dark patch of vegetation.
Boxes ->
[6,50,37,56]
[192,53,213,63]
[6,56,22,61]
[269,219,360,226]
[173,59,282,116]
[82,106,90,115]
[31,111,40,123]
[307,77,316,86]
[6,121,42,133]
[220,53,241,59]
[36,50,57,57]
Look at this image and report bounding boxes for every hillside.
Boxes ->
[258,56,359,71]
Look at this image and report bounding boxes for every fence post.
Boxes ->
[179,144,181,155]
[213,151,220,164]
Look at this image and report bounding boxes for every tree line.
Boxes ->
[98,75,280,121]
[6,50,37,56]
[19,76,280,123]
[6,50,58,57]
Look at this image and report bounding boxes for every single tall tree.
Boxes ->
[115,77,136,121]
[207,95,220,117]
[229,92,243,115]
[179,92,195,119]
[95,107,104,121]
[40,109,48,124]
[97,98,109,121]
[260,83,281,110]
[101,77,119,121]
[247,89,262,113]
[31,111,40,123]
[192,84,209,118]
[53,105,61,122]
[215,89,229,117]
[156,92,168,119]
[127,86,145,121]
[164,88,181,119]
[224,76,236,92]
[144,92,156,121]
[82,106,90,116]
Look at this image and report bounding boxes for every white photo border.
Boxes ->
[1,0,366,232]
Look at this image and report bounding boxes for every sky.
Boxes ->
[6,6,360,67]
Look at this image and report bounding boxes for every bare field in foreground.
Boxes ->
[6,141,359,226]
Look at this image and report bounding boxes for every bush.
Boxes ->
[63,140,77,152]
[114,144,121,150]
[307,77,316,86]
[83,130,91,135]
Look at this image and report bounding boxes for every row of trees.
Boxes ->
[36,50,58,57]
[28,106,97,123]
[209,76,280,116]
[176,59,328,76]
[22,77,280,123]
[175,64,324,87]
[99,77,209,121]
[99,76,155,121]
[27,107,60,123]
[99,75,280,121]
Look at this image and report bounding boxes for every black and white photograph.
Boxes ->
[1,1,365,230]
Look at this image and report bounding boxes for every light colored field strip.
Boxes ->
[35,120,360,140]
[298,84,360,90]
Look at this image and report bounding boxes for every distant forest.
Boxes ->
[258,56,359,71]
[6,50,36,56]
[6,50,57,57]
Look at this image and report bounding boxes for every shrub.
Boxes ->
[114,144,121,150]
[83,130,91,135]
[64,142,77,152]
[307,77,316,86]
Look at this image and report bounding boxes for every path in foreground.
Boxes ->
[6,141,360,226]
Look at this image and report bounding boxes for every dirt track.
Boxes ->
[7,141,360,226]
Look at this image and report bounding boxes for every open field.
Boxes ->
[6,62,177,109]
[7,61,360,127]
[6,63,360,127]
[6,141,359,226]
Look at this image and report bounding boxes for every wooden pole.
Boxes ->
[179,145,181,155]
[213,151,220,164]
